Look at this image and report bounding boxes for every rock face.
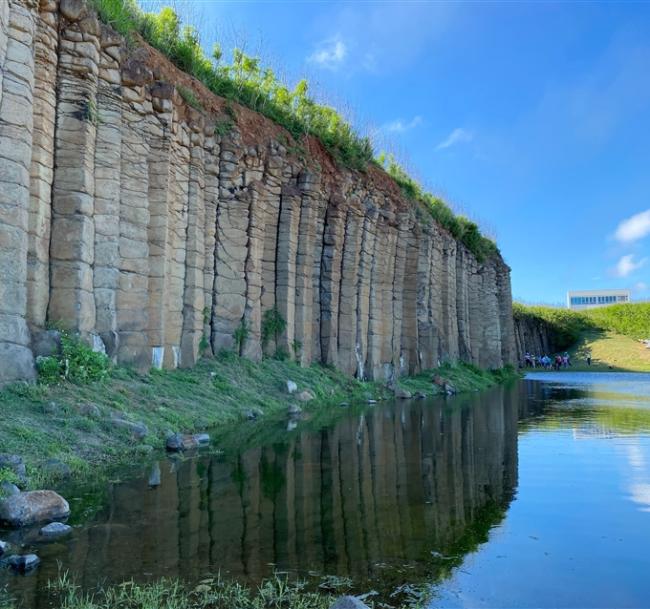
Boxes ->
[0,0,516,385]
[0,490,70,528]
[513,316,555,365]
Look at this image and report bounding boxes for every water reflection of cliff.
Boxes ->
[8,388,519,606]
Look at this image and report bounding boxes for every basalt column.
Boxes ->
[0,0,38,382]
[48,4,100,337]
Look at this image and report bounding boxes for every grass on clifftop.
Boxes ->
[0,348,515,496]
[87,0,498,262]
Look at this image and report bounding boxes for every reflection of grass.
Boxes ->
[569,330,650,372]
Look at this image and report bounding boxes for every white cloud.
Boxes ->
[614,209,650,243]
[381,115,422,134]
[634,281,648,293]
[308,38,346,70]
[436,127,473,150]
[614,254,647,278]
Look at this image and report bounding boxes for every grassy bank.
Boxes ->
[0,352,516,494]
[568,330,650,372]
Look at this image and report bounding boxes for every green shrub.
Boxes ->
[36,332,110,385]
[261,307,287,347]
[233,319,249,352]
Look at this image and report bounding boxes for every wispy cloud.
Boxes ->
[613,254,647,278]
[614,209,650,243]
[436,127,473,150]
[634,281,648,293]
[381,115,422,134]
[308,38,346,70]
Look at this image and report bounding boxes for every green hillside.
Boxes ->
[515,302,650,372]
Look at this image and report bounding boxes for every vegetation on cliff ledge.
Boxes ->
[88,0,499,262]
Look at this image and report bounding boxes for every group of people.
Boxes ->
[523,352,571,370]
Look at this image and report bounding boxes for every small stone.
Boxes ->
[414,392,427,400]
[367,399,377,405]
[296,389,315,402]
[78,403,101,418]
[193,433,210,445]
[394,387,412,399]
[339,402,350,408]
[165,433,198,452]
[43,401,61,415]
[39,522,72,538]
[112,417,148,440]
[286,380,298,394]
[287,404,302,416]
[444,383,457,395]
[0,540,9,556]
[329,596,370,609]
[5,554,41,573]
[0,482,20,497]
[244,409,261,421]
[287,419,298,432]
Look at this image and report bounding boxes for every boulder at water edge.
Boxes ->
[39,522,73,538]
[0,491,70,528]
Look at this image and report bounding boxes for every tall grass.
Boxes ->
[582,303,650,340]
[88,0,498,262]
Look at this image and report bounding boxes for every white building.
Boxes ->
[567,289,630,310]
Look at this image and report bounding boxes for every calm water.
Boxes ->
[2,372,650,608]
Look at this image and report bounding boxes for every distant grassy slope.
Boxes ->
[569,329,650,372]
[514,302,650,372]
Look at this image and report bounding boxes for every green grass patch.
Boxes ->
[582,303,650,340]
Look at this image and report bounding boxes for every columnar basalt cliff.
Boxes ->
[0,0,516,384]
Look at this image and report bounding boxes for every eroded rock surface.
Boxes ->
[0,0,516,385]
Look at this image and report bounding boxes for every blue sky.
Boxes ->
[156,0,650,304]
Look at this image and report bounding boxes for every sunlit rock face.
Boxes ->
[0,0,516,383]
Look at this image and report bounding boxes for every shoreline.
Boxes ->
[0,354,518,497]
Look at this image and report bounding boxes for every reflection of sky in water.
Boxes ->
[434,372,650,609]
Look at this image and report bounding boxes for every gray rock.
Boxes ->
[394,387,412,399]
[31,330,61,358]
[43,401,62,415]
[0,540,9,556]
[5,554,41,573]
[0,491,70,528]
[148,463,161,488]
[0,455,27,483]
[367,399,377,405]
[296,389,315,402]
[287,404,302,416]
[43,459,71,479]
[193,433,210,445]
[444,383,457,395]
[0,482,20,497]
[339,402,350,408]
[112,417,148,440]
[60,0,86,21]
[78,403,101,418]
[165,433,198,452]
[39,522,72,538]
[286,380,298,394]
[329,596,370,609]
[414,391,427,400]
[244,409,261,421]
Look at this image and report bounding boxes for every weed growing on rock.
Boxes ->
[261,307,287,348]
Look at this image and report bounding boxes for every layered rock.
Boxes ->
[0,0,516,384]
